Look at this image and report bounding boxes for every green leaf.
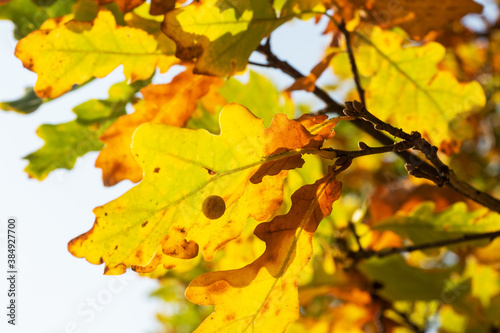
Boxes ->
[24,80,146,180]
[0,87,43,114]
[162,0,284,76]
[359,255,460,301]
[187,71,295,133]
[374,202,500,246]
[0,0,76,39]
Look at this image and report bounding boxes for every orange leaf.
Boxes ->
[186,172,342,332]
[250,114,338,183]
[95,70,223,186]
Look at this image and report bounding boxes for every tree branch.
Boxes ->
[255,44,440,177]
[338,19,366,106]
[256,37,500,213]
[350,229,500,261]
[344,100,500,213]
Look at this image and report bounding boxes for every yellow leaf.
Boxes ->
[185,173,342,332]
[333,26,486,146]
[15,10,175,98]
[162,0,282,76]
[69,104,338,274]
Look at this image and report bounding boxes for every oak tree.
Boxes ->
[2,0,500,332]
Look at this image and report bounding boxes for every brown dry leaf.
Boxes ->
[95,70,222,186]
[185,172,342,332]
[345,0,483,39]
[98,0,145,12]
[250,114,339,184]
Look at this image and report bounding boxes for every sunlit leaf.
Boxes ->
[343,0,482,39]
[15,10,176,98]
[162,0,284,76]
[95,70,221,186]
[24,80,146,180]
[374,202,500,246]
[69,104,337,274]
[185,172,342,332]
[0,0,75,39]
[332,26,486,146]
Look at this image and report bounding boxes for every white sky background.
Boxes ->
[0,14,333,333]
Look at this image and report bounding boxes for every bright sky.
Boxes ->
[0,15,331,333]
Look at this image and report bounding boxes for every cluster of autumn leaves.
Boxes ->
[3,0,500,331]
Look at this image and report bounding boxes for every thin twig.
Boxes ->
[389,307,425,333]
[338,19,366,105]
[348,221,364,251]
[344,100,500,213]
[255,43,441,180]
[248,61,273,68]
[350,229,500,261]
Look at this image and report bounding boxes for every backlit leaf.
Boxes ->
[0,0,75,39]
[15,10,176,98]
[332,26,486,146]
[359,255,458,301]
[69,104,337,274]
[162,0,283,76]
[187,71,295,133]
[344,0,483,39]
[185,172,342,332]
[24,80,146,180]
[374,202,500,246]
[95,70,221,186]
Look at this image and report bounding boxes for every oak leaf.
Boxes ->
[332,26,486,146]
[0,0,75,39]
[374,202,500,247]
[24,80,146,180]
[69,104,337,274]
[343,0,482,39]
[187,71,295,134]
[15,10,175,98]
[185,172,342,332]
[162,0,283,76]
[0,87,43,114]
[95,70,221,186]
[98,0,145,13]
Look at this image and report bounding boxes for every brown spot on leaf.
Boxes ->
[225,313,235,321]
[208,280,229,294]
[142,221,148,228]
[153,167,160,173]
